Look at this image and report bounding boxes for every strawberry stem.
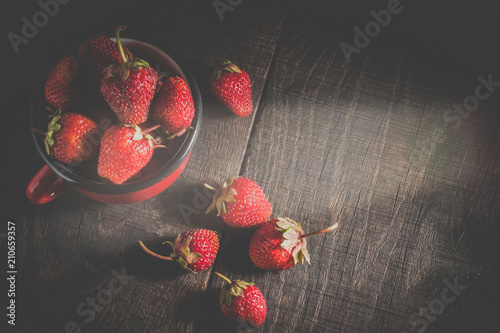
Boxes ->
[153,144,170,151]
[203,183,217,191]
[115,26,128,63]
[138,241,173,261]
[142,124,161,134]
[210,56,219,68]
[30,125,46,136]
[300,223,338,239]
[215,272,232,284]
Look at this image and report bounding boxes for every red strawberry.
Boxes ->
[100,26,158,125]
[44,56,78,111]
[209,60,253,117]
[97,124,160,184]
[35,109,99,165]
[249,217,338,271]
[204,177,272,228]
[152,75,195,137]
[77,32,134,87]
[139,229,219,272]
[215,272,267,328]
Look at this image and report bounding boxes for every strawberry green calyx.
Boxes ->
[128,124,162,148]
[276,218,339,265]
[215,272,254,306]
[44,109,63,156]
[138,237,203,273]
[275,217,311,265]
[204,177,238,215]
[209,59,242,83]
[103,26,151,81]
[165,235,203,272]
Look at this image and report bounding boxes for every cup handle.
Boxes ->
[26,165,68,204]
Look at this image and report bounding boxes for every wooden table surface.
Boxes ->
[3,0,500,332]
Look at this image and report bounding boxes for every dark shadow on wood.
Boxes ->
[123,239,187,281]
[178,287,236,332]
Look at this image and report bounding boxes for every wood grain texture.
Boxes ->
[207,2,500,333]
[3,0,500,332]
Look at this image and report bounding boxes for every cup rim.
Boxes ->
[29,38,202,195]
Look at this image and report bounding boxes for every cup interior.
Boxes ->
[29,38,202,195]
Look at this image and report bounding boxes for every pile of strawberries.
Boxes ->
[37,26,253,184]
[140,176,338,329]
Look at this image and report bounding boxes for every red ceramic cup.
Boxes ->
[27,38,202,204]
